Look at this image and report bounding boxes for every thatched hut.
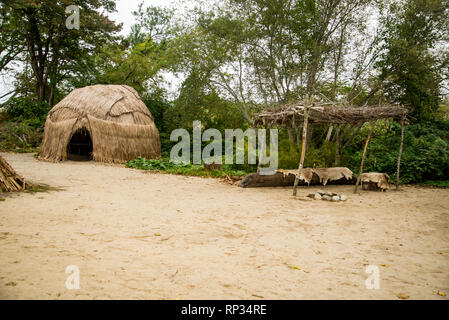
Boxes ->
[39,85,161,163]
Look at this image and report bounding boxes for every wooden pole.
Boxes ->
[354,121,376,193]
[293,104,310,196]
[396,116,405,190]
[334,125,340,166]
[257,123,267,174]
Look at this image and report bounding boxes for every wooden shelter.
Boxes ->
[39,84,161,163]
[253,100,408,195]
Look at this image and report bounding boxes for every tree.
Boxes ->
[0,4,23,74]
[0,4,25,102]
[1,0,120,105]
[73,3,180,96]
[376,0,449,122]
[174,0,375,127]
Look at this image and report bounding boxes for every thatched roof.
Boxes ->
[39,84,161,163]
[253,102,408,127]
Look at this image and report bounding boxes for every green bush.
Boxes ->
[3,96,50,128]
[0,96,50,152]
[421,180,449,188]
[126,157,250,177]
[347,121,449,184]
[277,136,337,170]
[278,138,301,169]
[0,121,44,152]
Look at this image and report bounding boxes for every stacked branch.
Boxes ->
[254,103,408,127]
[0,155,26,192]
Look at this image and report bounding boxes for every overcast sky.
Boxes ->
[109,0,178,35]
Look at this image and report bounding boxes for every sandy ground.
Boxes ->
[0,152,448,300]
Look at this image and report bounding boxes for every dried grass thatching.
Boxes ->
[39,84,161,163]
[254,102,408,127]
[0,155,25,192]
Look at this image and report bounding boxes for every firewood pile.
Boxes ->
[0,155,26,192]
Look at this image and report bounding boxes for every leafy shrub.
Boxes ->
[0,96,50,152]
[3,96,50,128]
[278,136,337,170]
[421,180,449,188]
[347,121,449,184]
[278,138,301,169]
[126,157,249,177]
[0,121,44,152]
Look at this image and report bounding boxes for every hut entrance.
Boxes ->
[67,128,93,161]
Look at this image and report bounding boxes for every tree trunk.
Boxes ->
[354,122,376,193]
[306,123,313,150]
[293,104,310,196]
[257,125,267,173]
[334,127,340,166]
[325,125,334,142]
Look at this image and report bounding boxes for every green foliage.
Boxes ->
[0,3,23,74]
[277,129,337,169]
[420,180,449,188]
[278,138,301,169]
[127,157,182,171]
[126,157,250,178]
[0,96,48,152]
[74,4,180,96]
[173,92,247,132]
[276,119,449,185]
[142,91,170,132]
[0,121,43,153]
[2,0,121,105]
[377,0,449,122]
[304,142,337,168]
[347,121,449,184]
[3,96,50,128]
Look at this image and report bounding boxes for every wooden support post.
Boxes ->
[325,125,333,142]
[396,116,405,190]
[334,125,340,166]
[293,104,310,196]
[257,123,267,174]
[354,121,376,193]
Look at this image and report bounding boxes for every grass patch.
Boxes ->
[126,157,251,178]
[24,184,64,193]
[420,180,449,188]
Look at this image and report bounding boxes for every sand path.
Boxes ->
[1,153,448,299]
